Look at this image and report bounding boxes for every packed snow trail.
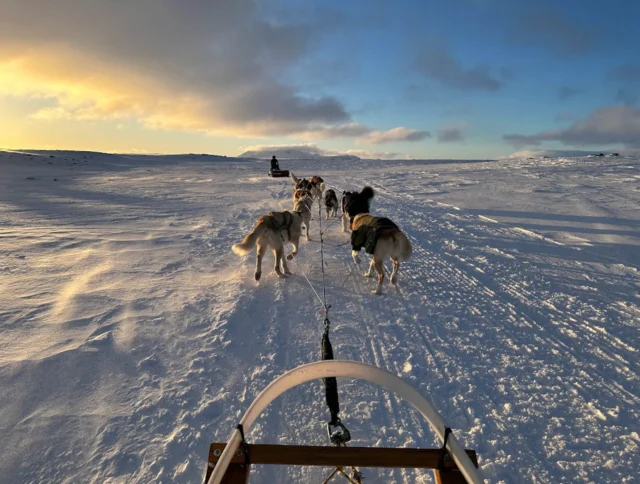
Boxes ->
[0,151,638,483]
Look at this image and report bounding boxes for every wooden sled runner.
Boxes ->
[269,169,290,178]
[205,360,482,484]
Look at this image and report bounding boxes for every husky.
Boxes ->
[341,186,375,232]
[291,173,324,200]
[293,188,310,203]
[232,210,303,281]
[324,189,339,219]
[309,176,325,198]
[290,172,311,192]
[293,192,314,240]
[350,213,412,295]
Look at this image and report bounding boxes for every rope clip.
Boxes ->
[327,420,351,445]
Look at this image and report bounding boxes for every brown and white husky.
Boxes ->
[293,192,314,240]
[350,213,412,295]
[232,210,303,281]
[291,172,324,200]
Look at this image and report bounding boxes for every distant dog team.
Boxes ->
[232,168,412,293]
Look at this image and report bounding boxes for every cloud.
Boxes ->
[0,0,353,137]
[299,124,431,144]
[503,149,615,159]
[364,127,431,144]
[299,123,372,139]
[508,9,594,56]
[415,45,502,91]
[503,106,640,148]
[240,143,329,158]
[342,149,412,160]
[238,143,411,160]
[609,65,640,84]
[557,86,579,101]
[437,123,468,143]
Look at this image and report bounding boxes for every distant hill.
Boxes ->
[504,149,624,159]
[238,146,360,161]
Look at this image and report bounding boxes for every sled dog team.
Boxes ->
[232,172,412,295]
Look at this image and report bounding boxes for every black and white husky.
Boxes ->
[341,186,375,232]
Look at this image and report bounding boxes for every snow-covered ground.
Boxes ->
[1,150,638,483]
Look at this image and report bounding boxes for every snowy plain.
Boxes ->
[0,150,638,483]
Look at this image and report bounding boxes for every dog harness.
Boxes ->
[350,216,399,254]
[268,211,293,241]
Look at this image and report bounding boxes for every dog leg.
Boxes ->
[364,258,375,277]
[279,244,291,275]
[352,250,361,265]
[287,236,299,260]
[342,213,348,233]
[274,248,284,277]
[390,259,399,285]
[305,223,310,241]
[255,245,265,281]
[373,259,384,295]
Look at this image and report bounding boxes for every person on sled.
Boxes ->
[270,155,280,172]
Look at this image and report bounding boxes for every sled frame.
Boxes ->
[205,360,483,484]
[205,443,478,483]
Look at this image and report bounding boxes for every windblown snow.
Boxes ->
[0,150,638,483]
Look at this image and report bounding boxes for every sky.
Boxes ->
[0,0,639,159]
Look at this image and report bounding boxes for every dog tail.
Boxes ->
[361,186,374,200]
[397,231,413,261]
[232,222,266,256]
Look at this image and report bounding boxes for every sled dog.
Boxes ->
[350,213,412,295]
[232,210,303,281]
[294,188,310,203]
[341,186,375,232]
[293,192,314,240]
[324,189,339,219]
[309,176,325,197]
[291,173,324,200]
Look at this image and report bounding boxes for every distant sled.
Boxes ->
[269,169,290,178]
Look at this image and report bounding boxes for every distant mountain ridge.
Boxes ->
[238,147,361,161]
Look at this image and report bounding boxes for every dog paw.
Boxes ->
[286,253,294,260]
[254,272,262,281]
[372,289,382,295]
[364,272,373,278]
[353,256,361,265]
[390,276,398,285]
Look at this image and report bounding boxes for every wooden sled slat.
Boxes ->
[207,443,478,483]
